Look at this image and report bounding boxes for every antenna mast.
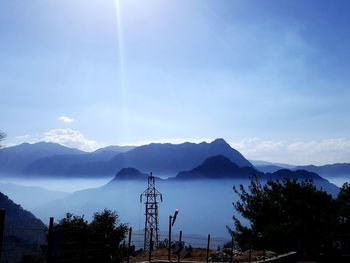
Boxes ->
[140,172,163,251]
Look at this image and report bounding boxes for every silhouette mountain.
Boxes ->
[22,138,252,177]
[256,164,290,173]
[0,142,84,174]
[91,145,134,160]
[250,160,295,169]
[295,163,350,178]
[108,168,150,183]
[24,145,134,177]
[77,138,252,175]
[175,155,259,179]
[171,155,339,195]
[0,191,46,261]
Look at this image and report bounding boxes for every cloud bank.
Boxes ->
[44,128,98,151]
[231,138,350,165]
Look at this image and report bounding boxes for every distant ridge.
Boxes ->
[295,163,350,178]
[108,168,150,183]
[0,142,84,174]
[171,155,339,196]
[89,138,252,176]
[174,155,258,180]
[20,138,252,177]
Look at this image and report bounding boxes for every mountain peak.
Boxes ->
[211,138,229,145]
[175,155,256,180]
[108,168,149,182]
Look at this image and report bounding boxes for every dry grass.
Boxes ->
[129,247,213,262]
[129,248,282,263]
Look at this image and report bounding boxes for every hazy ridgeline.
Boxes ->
[0,170,346,238]
[0,176,253,238]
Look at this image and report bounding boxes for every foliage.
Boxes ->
[53,209,128,262]
[229,178,338,256]
[336,182,350,252]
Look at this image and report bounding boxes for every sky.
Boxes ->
[1,0,350,165]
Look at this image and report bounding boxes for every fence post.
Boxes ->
[177,230,182,263]
[263,248,266,262]
[47,217,54,263]
[230,236,234,263]
[127,227,132,263]
[168,216,172,261]
[248,245,252,263]
[0,209,5,261]
[206,234,211,263]
[149,228,153,262]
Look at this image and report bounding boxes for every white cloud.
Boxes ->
[230,138,350,165]
[58,116,75,123]
[44,128,99,151]
[15,134,30,139]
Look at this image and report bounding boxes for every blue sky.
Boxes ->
[1,0,350,165]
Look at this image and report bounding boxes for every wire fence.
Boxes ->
[0,210,295,263]
[0,219,233,263]
[1,224,47,263]
[122,229,232,263]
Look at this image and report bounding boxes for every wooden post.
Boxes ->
[168,216,172,261]
[149,228,153,262]
[206,234,211,263]
[0,209,5,261]
[177,230,182,263]
[248,245,252,263]
[127,227,132,263]
[263,248,266,262]
[47,217,54,263]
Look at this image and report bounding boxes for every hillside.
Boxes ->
[172,156,339,196]
[21,138,252,177]
[19,145,133,177]
[0,191,47,261]
[107,167,150,183]
[0,142,84,174]
[68,138,252,176]
[295,163,350,178]
[174,155,259,180]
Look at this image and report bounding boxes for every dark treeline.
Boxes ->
[230,178,350,261]
[19,209,129,263]
[50,209,128,262]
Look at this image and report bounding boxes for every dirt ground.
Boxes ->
[129,248,280,262]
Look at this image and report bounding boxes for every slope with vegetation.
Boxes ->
[0,191,46,262]
[230,179,350,260]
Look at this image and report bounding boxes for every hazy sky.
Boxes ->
[1,0,350,165]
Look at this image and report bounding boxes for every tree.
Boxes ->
[54,213,88,261]
[52,210,128,262]
[89,209,128,262]
[229,178,337,257]
[336,183,350,253]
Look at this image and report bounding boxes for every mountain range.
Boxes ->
[0,142,83,174]
[295,163,350,178]
[1,139,252,177]
[107,155,339,196]
[0,139,349,182]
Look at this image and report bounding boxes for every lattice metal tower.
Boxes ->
[140,173,163,251]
